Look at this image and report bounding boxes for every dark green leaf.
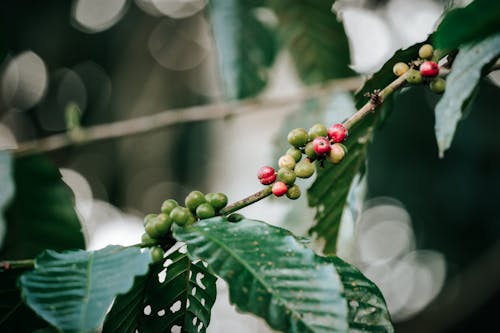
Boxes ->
[272,0,354,84]
[19,245,152,333]
[0,151,15,249]
[435,31,500,157]
[103,246,217,333]
[210,0,277,99]
[327,257,393,333]
[173,217,349,333]
[432,0,500,52]
[1,154,85,259]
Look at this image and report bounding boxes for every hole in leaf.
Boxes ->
[158,268,167,283]
[170,300,182,313]
[191,287,196,295]
[201,261,208,268]
[164,258,173,267]
[186,298,190,308]
[178,245,187,254]
[192,317,198,326]
[197,322,203,332]
[158,309,166,316]
[171,325,181,333]
[165,242,183,257]
[200,298,205,306]
[144,305,152,316]
[196,272,205,289]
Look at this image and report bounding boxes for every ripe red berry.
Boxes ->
[312,137,331,155]
[328,123,348,143]
[257,166,276,185]
[419,61,439,77]
[272,181,288,197]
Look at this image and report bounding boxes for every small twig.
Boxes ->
[0,259,34,271]
[220,186,273,216]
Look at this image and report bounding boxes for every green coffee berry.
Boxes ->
[286,147,303,162]
[154,213,172,236]
[170,206,190,226]
[393,62,409,76]
[227,213,244,223]
[185,190,206,211]
[308,123,328,140]
[141,232,157,245]
[278,154,296,169]
[186,212,197,226]
[196,203,216,219]
[287,128,309,148]
[161,199,178,215]
[205,192,228,211]
[430,77,446,94]
[294,158,315,178]
[304,141,318,159]
[143,213,157,226]
[326,143,347,164]
[145,216,163,239]
[277,167,296,185]
[151,246,165,263]
[286,184,301,200]
[418,44,434,59]
[406,69,422,84]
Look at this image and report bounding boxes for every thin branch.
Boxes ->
[220,186,273,216]
[0,259,35,271]
[13,76,363,157]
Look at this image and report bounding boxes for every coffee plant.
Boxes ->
[1,0,500,332]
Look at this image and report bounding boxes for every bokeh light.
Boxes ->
[71,0,128,33]
[151,0,207,19]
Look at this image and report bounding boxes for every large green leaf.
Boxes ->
[327,257,393,333]
[271,0,354,84]
[0,151,15,249]
[1,154,85,259]
[432,0,500,52]
[434,31,500,157]
[173,217,349,333]
[19,245,152,333]
[210,0,277,99]
[103,246,217,333]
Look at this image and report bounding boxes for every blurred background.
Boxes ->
[1,0,500,332]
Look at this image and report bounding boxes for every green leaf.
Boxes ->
[103,246,217,333]
[1,154,85,259]
[0,151,15,249]
[327,257,393,333]
[272,0,354,84]
[432,0,500,52]
[19,245,152,333]
[434,31,500,157]
[173,217,349,333]
[210,0,277,99]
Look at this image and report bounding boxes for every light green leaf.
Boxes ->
[0,151,14,249]
[210,0,277,99]
[1,154,85,259]
[271,0,354,84]
[19,245,152,333]
[103,246,217,333]
[173,217,349,333]
[435,31,500,157]
[432,0,500,52]
[327,257,394,333]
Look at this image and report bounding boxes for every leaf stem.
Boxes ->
[220,186,273,215]
[0,259,35,271]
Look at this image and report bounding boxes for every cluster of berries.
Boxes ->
[258,123,348,198]
[141,191,228,262]
[393,43,446,94]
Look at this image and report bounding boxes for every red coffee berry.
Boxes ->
[257,166,276,184]
[312,137,331,155]
[419,61,439,77]
[272,181,288,197]
[328,123,348,143]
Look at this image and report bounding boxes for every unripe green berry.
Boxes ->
[406,69,422,84]
[143,213,157,226]
[151,246,165,264]
[161,199,178,215]
[294,158,315,178]
[418,44,434,59]
[429,77,446,94]
[326,143,347,164]
[205,192,228,211]
[227,213,244,223]
[196,203,216,219]
[308,123,328,140]
[277,168,296,185]
[186,212,197,226]
[141,232,158,245]
[153,213,172,236]
[278,154,296,169]
[287,128,309,148]
[185,191,206,211]
[286,147,303,163]
[286,184,301,200]
[145,216,162,239]
[170,206,190,226]
[304,141,318,159]
[393,62,409,76]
